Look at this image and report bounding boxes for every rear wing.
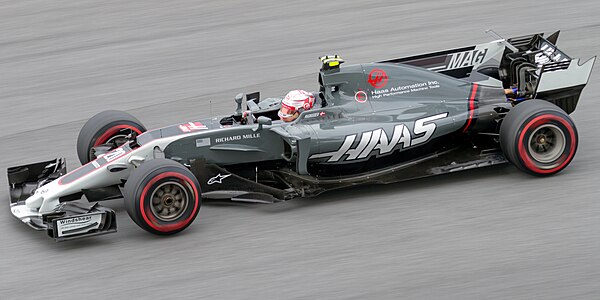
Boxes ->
[503,31,595,113]
[381,30,595,113]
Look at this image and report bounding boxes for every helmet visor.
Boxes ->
[278,105,297,119]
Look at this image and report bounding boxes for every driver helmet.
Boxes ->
[278,90,315,122]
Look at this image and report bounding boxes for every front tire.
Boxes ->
[124,159,201,235]
[77,110,146,165]
[499,100,578,176]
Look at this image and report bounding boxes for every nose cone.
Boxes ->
[25,195,44,209]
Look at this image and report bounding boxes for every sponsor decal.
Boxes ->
[304,111,327,119]
[371,81,440,99]
[56,214,103,237]
[428,48,489,71]
[447,48,488,70]
[207,173,232,185]
[368,69,388,88]
[214,133,260,143]
[179,122,208,132]
[103,147,127,162]
[195,138,211,147]
[534,41,569,65]
[355,91,368,103]
[309,113,448,162]
[59,216,92,225]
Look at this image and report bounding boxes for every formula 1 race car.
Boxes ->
[8,30,595,241]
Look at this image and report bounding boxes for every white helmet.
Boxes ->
[278,90,315,121]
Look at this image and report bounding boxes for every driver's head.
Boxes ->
[278,90,315,122]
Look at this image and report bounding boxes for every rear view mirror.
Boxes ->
[256,116,272,131]
[234,93,244,115]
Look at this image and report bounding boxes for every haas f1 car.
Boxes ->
[8,31,595,241]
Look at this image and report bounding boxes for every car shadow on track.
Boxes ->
[226,163,523,213]
[256,161,583,215]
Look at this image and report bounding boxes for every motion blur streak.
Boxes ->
[1,0,599,299]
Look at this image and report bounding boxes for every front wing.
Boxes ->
[8,159,117,241]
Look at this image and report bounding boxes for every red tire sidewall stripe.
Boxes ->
[517,114,576,174]
[140,171,200,232]
[94,125,143,147]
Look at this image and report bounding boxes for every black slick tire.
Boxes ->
[499,100,578,176]
[124,159,202,235]
[77,110,146,165]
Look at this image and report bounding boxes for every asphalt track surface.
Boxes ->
[1,1,599,299]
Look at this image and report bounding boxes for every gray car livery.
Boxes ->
[7,30,595,241]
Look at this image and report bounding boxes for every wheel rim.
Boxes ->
[149,181,189,221]
[527,124,566,164]
[105,134,129,145]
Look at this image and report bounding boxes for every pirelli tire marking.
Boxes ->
[310,113,449,162]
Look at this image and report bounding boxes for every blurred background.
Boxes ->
[1,0,599,299]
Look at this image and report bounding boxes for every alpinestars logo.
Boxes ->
[208,173,232,185]
[309,113,448,162]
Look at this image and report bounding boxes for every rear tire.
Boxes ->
[499,100,578,176]
[77,110,146,165]
[124,159,202,235]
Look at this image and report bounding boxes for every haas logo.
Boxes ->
[310,113,448,162]
[368,69,388,88]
